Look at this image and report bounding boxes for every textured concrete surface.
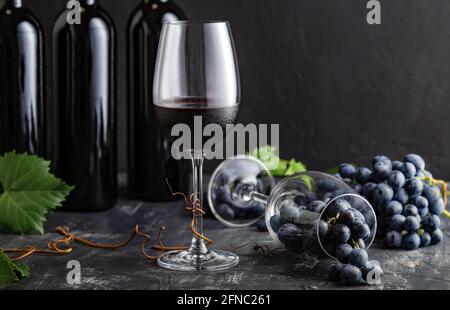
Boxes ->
[1,200,450,290]
[10,0,450,178]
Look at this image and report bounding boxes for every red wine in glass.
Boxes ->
[153,21,241,271]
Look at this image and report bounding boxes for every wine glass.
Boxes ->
[153,20,240,271]
[208,156,377,258]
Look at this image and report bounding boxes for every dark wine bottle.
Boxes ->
[0,0,45,156]
[127,0,188,201]
[51,0,116,211]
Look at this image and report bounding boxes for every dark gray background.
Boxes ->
[6,0,450,178]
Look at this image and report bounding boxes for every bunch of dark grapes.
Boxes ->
[321,199,383,285]
[319,199,374,254]
[335,154,444,250]
[268,198,325,254]
[327,248,383,285]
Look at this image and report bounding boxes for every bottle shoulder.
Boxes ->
[127,4,145,29]
[0,7,43,33]
[128,1,186,30]
[53,5,115,33]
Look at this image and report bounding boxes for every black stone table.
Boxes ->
[1,199,450,290]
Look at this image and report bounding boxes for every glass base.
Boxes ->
[157,249,239,271]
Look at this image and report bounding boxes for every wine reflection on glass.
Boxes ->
[153,20,240,271]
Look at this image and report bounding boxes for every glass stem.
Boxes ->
[250,191,269,205]
[188,152,209,255]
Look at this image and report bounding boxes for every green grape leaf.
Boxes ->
[285,158,307,176]
[0,248,29,288]
[326,166,340,175]
[0,151,74,234]
[248,146,307,177]
[271,159,289,176]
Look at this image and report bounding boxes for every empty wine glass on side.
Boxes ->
[208,156,377,258]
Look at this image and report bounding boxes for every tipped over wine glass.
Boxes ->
[208,156,377,259]
[153,20,241,271]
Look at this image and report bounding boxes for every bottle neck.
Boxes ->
[7,0,24,8]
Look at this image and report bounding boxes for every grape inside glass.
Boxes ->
[153,20,240,271]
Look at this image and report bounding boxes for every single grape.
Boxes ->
[217,204,235,220]
[331,224,351,243]
[420,232,431,247]
[423,214,441,232]
[351,221,371,239]
[412,196,428,210]
[372,155,392,168]
[392,160,403,171]
[348,248,369,268]
[403,233,420,250]
[269,215,282,232]
[339,163,356,179]
[405,179,424,196]
[388,214,406,231]
[403,216,420,232]
[256,218,268,232]
[388,171,406,188]
[373,184,394,205]
[338,209,355,226]
[327,199,351,217]
[373,161,391,180]
[403,204,419,217]
[340,264,363,285]
[349,208,365,223]
[385,201,403,216]
[422,185,441,204]
[355,167,372,184]
[431,229,443,245]
[309,200,326,214]
[404,154,425,171]
[385,230,402,248]
[336,244,353,263]
[400,162,416,179]
[277,224,301,244]
[362,182,377,199]
[393,188,409,204]
[429,198,444,215]
[327,263,344,282]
